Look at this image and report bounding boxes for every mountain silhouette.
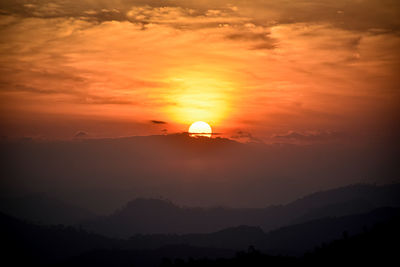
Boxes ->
[3,208,399,266]
[0,211,119,265]
[161,214,400,266]
[0,211,234,266]
[81,183,400,237]
[256,206,400,255]
[119,207,400,255]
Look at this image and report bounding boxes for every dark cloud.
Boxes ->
[74,131,89,138]
[227,32,270,42]
[0,0,398,32]
[0,1,246,29]
[231,130,263,143]
[273,130,345,142]
[231,130,252,138]
[247,0,400,32]
[250,42,277,50]
[151,120,167,124]
[226,31,277,50]
[0,83,61,95]
[81,95,135,105]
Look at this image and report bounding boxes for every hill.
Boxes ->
[161,214,400,266]
[2,207,399,266]
[81,183,400,237]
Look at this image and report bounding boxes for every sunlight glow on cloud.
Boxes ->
[0,0,399,140]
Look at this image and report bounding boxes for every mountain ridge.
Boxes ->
[81,183,400,237]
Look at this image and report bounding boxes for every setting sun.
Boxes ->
[188,121,212,138]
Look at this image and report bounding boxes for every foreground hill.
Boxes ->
[0,212,234,266]
[3,208,398,266]
[161,214,400,266]
[2,207,399,265]
[257,206,400,255]
[107,207,400,255]
[82,183,400,237]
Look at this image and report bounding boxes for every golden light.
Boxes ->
[188,121,212,138]
[164,68,237,126]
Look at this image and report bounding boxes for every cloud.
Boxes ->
[1,0,399,31]
[151,120,167,124]
[74,131,89,138]
[225,25,277,50]
[0,0,399,141]
[231,130,263,143]
[227,32,270,41]
[125,5,249,29]
[273,131,345,143]
[81,95,135,105]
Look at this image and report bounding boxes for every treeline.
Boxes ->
[160,215,399,266]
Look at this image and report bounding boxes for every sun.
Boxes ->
[188,121,212,138]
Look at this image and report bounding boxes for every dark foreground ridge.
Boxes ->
[160,214,400,266]
[1,207,399,266]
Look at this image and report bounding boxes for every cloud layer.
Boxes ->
[0,0,399,141]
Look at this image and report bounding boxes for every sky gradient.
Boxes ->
[0,0,399,143]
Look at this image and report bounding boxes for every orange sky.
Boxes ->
[0,0,399,143]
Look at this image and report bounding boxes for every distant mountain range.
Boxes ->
[81,183,400,237]
[2,182,399,265]
[1,183,399,236]
[2,207,399,266]
[106,207,400,255]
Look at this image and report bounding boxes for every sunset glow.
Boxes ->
[0,0,398,143]
[165,70,235,126]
